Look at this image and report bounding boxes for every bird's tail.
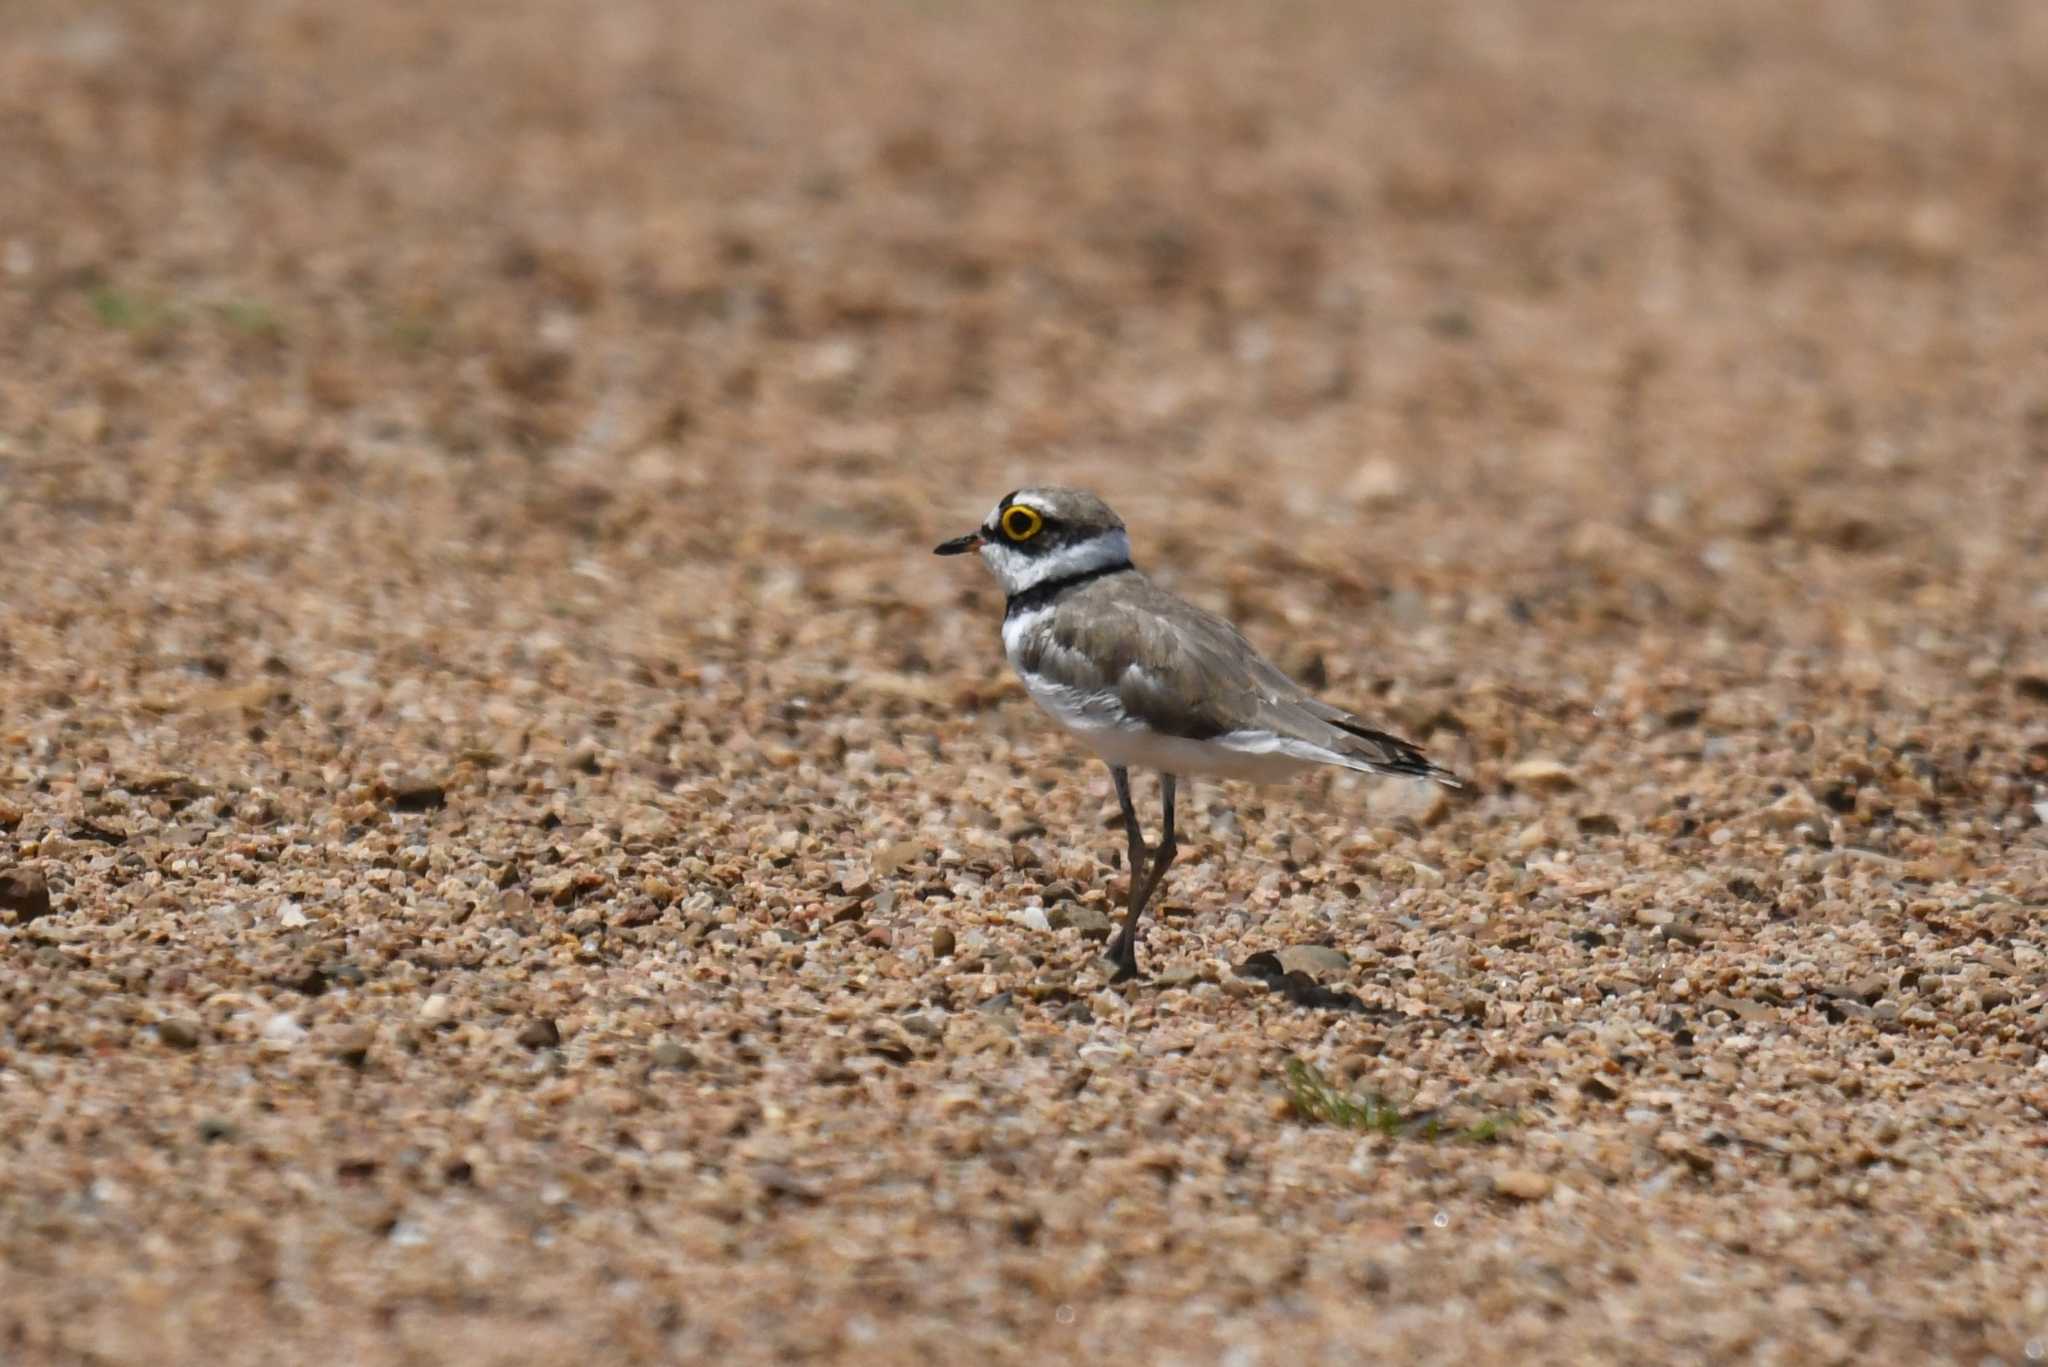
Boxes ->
[1326,717,1464,788]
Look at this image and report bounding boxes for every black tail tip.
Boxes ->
[1391,757,1462,788]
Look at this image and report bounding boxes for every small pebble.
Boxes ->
[157,1017,203,1050]
[1492,1170,1554,1201]
[1506,759,1576,790]
[260,1014,307,1049]
[651,1038,697,1070]
[1049,903,1114,940]
[1276,945,1350,979]
[330,1025,374,1068]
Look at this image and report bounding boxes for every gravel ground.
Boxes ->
[4,1,2048,1362]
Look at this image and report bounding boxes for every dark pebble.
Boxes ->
[158,1016,204,1050]
[0,868,52,923]
[389,778,447,812]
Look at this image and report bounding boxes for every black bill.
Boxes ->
[933,531,984,555]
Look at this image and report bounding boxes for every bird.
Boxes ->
[934,486,1461,982]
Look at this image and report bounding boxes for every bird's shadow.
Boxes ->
[1231,951,1380,1014]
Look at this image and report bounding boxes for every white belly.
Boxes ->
[1015,668,1312,783]
[1072,724,1314,782]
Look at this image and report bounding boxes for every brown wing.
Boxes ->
[1026,575,1459,784]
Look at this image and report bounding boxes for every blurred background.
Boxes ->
[5,0,2045,706]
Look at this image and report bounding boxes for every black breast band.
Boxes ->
[1003,561,1133,620]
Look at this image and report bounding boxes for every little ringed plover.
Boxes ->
[936,486,1461,982]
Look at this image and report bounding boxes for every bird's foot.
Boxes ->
[1104,933,1143,984]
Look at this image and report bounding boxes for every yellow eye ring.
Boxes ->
[1001,506,1044,542]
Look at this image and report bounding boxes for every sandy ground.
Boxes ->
[4,0,2048,1362]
